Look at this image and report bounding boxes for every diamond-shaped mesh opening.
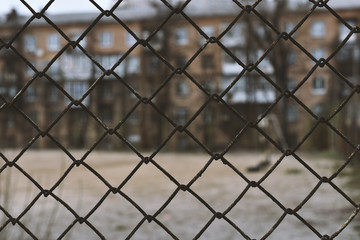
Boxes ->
[189,159,249,211]
[297,183,357,234]
[17,195,75,239]
[120,162,178,213]
[225,186,285,239]
[86,192,144,239]
[154,190,214,239]
[51,162,110,217]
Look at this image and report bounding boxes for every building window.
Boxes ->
[175,108,188,125]
[148,55,160,75]
[0,87,6,95]
[221,76,245,93]
[100,108,113,125]
[203,108,214,124]
[199,26,214,44]
[287,51,297,65]
[312,76,326,95]
[176,55,187,68]
[26,64,35,76]
[96,54,124,76]
[49,86,59,102]
[128,82,138,99]
[312,104,324,115]
[201,54,214,70]
[339,20,356,42]
[65,81,89,106]
[7,112,14,127]
[24,35,37,53]
[101,85,112,100]
[312,48,325,61]
[99,31,113,48]
[128,134,141,143]
[202,79,215,92]
[176,80,190,96]
[26,86,36,102]
[126,56,140,75]
[49,60,60,79]
[310,21,326,38]
[287,78,297,90]
[9,87,17,97]
[220,22,246,46]
[177,134,189,150]
[284,21,295,34]
[73,33,87,49]
[62,54,93,80]
[126,31,137,46]
[47,33,60,51]
[287,105,298,122]
[128,112,139,125]
[174,27,188,45]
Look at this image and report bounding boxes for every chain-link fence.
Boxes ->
[0,0,360,239]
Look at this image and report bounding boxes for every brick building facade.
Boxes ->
[0,1,359,152]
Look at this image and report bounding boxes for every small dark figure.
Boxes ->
[247,158,270,172]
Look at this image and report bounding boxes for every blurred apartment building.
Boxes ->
[0,1,359,152]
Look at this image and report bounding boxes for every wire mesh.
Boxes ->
[0,0,360,239]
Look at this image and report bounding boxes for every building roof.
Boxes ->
[1,0,360,27]
[327,0,360,9]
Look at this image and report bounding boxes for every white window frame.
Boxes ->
[174,27,188,45]
[287,51,297,65]
[176,80,190,96]
[287,78,297,90]
[220,22,246,46]
[73,33,87,49]
[24,35,37,53]
[284,21,295,34]
[49,60,60,78]
[126,31,137,46]
[9,86,17,98]
[175,108,188,125]
[312,48,325,60]
[26,86,36,102]
[47,33,60,51]
[310,21,326,39]
[126,56,140,75]
[65,81,89,106]
[339,20,356,42]
[99,31,113,48]
[287,105,298,122]
[199,26,214,44]
[49,86,59,103]
[312,76,326,95]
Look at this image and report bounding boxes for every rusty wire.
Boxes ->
[0,0,360,239]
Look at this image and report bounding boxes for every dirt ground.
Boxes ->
[0,150,359,240]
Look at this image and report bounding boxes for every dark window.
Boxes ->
[175,108,188,125]
[201,54,215,70]
[176,55,187,68]
[176,80,190,96]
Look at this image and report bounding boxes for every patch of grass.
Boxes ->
[115,225,128,231]
[344,164,360,190]
[285,168,302,175]
[354,224,360,232]
[315,150,343,160]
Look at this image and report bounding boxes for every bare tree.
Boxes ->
[243,0,309,147]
